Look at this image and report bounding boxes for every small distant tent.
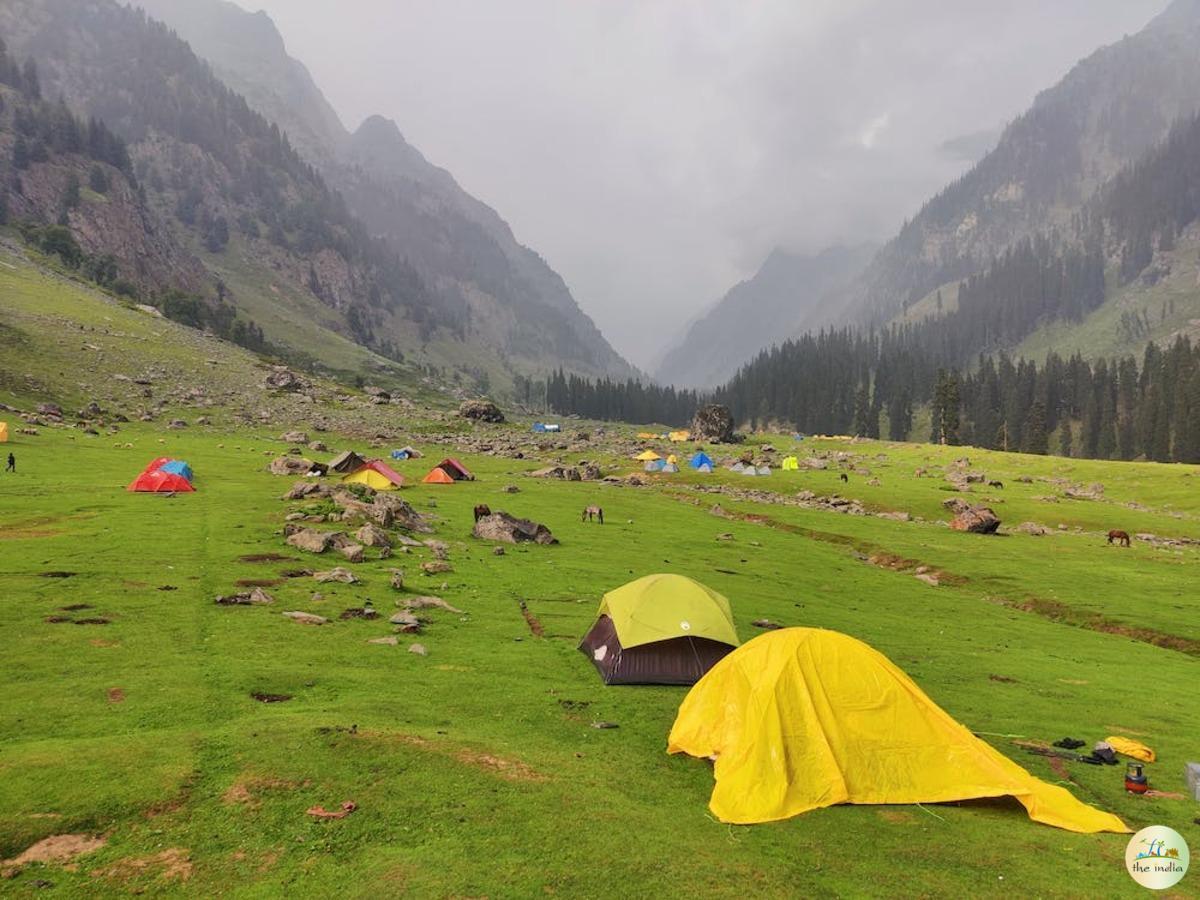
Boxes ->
[644,459,665,472]
[756,466,771,476]
[422,466,456,484]
[532,423,548,433]
[697,463,713,473]
[342,459,404,490]
[390,449,408,460]
[544,423,561,433]
[579,574,740,685]
[730,462,745,473]
[741,467,758,476]
[689,451,714,469]
[781,456,799,471]
[635,450,662,462]
[666,454,678,465]
[662,462,680,473]
[668,628,1130,833]
[434,458,473,481]
[0,422,7,442]
[637,432,657,439]
[669,430,690,442]
[397,446,422,459]
[128,458,195,493]
[328,450,366,474]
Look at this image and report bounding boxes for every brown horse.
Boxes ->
[988,480,1004,489]
[839,473,848,483]
[582,505,604,524]
[473,504,492,523]
[1107,529,1131,547]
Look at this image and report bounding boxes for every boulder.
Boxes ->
[472,512,557,545]
[37,402,64,419]
[389,569,405,591]
[286,528,343,554]
[371,494,433,532]
[269,456,316,476]
[949,504,1001,534]
[264,367,307,392]
[690,404,735,443]
[529,465,579,480]
[280,430,309,444]
[340,543,365,563]
[421,560,454,575]
[282,610,328,625]
[458,399,505,423]
[389,611,421,628]
[313,566,358,584]
[1015,522,1049,536]
[368,636,399,646]
[355,523,392,548]
[403,596,464,614]
[409,643,428,656]
[214,588,274,605]
[283,481,324,501]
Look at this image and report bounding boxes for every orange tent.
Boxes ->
[422,466,456,484]
[437,457,474,480]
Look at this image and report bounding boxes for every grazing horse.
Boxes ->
[582,505,604,524]
[473,503,492,523]
[839,473,849,483]
[1107,529,1131,547]
[988,480,1004,489]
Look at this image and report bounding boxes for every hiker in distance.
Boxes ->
[5,453,13,473]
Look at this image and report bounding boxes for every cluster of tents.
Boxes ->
[577,574,1129,834]
[637,430,690,442]
[330,449,473,488]
[635,450,715,473]
[730,461,771,476]
[128,457,195,492]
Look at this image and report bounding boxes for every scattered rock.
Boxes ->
[404,596,463,614]
[282,611,328,625]
[502,485,520,493]
[493,546,505,556]
[408,643,428,656]
[751,618,783,630]
[367,636,399,646]
[339,543,365,563]
[1015,522,1049,536]
[389,611,421,628]
[355,523,392,548]
[214,588,274,605]
[949,504,1001,534]
[914,573,940,586]
[263,367,307,392]
[286,528,342,554]
[269,456,317,476]
[313,567,357,584]
[280,430,308,444]
[250,692,292,703]
[421,560,454,575]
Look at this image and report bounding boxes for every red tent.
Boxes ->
[128,468,195,493]
[437,457,474,481]
[141,456,171,475]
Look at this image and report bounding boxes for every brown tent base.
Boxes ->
[578,614,734,685]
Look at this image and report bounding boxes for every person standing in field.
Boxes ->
[5,452,14,473]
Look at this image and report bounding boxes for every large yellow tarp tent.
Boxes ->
[781,455,799,470]
[669,430,690,442]
[635,450,662,462]
[0,421,7,443]
[598,574,739,649]
[668,628,1128,834]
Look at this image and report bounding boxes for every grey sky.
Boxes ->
[236,0,1165,369]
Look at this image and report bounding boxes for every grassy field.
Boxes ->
[1,414,1198,897]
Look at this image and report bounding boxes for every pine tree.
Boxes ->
[1022,400,1048,455]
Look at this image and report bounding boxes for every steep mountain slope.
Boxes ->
[134,0,635,381]
[655,244,875,389]
[839,0,1200,329]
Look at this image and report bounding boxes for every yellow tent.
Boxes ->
[341,460,404,491]
[781,455,799,470]
[598,574,739,649]
[637,432,657,439]
[0,421,7,443]
[668,628,1128,834]
[669,430,690,442]
[635,450,662,462]
[666,454,678,465]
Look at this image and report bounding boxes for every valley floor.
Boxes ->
[1,420,1198,897]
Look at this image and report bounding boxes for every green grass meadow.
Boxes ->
[1,419,1198,897]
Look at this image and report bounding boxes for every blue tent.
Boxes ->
[689,451,714,469]
[158,459,193,481]
[390,449,410,460]
[532,423,547,433]
[644,459,666,472]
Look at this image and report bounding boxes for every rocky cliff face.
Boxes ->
[837,0,1200,328]
[132,0,636,380]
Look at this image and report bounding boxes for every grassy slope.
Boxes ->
[1,411,1198,895]
[1015,235,1200,364]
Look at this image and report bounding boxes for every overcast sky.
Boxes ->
[237,0,1164,369]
